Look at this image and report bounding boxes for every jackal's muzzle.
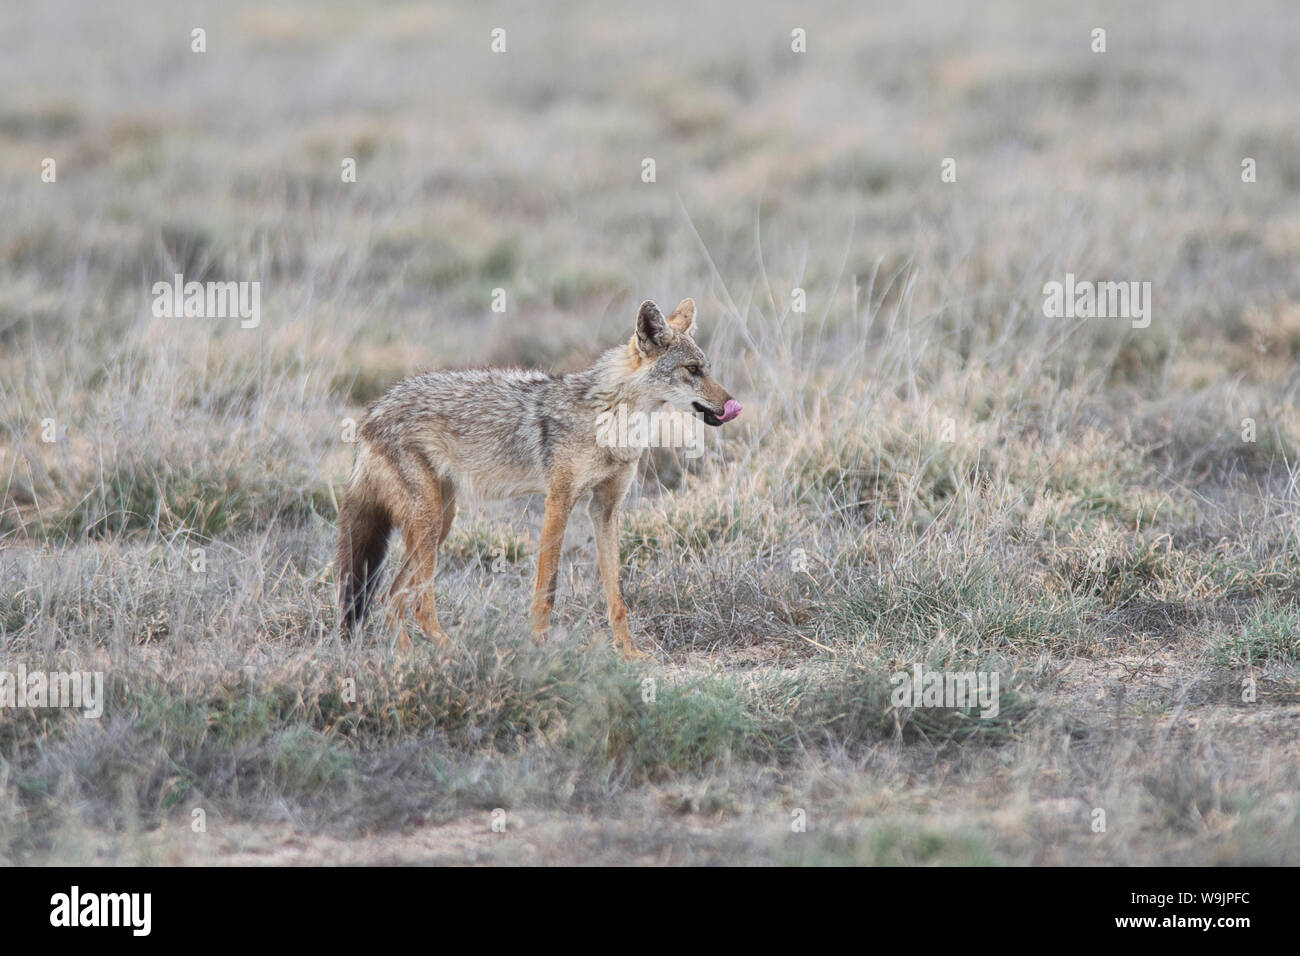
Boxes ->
[694,398,743,427]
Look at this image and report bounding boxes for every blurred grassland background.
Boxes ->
[1,0,1299,864]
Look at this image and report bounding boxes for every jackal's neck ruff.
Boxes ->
[575,338,659,418]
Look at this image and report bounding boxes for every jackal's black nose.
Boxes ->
[693,399,739,427]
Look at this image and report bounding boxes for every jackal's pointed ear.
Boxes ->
[635,299,672,355]
[665,298,696,336]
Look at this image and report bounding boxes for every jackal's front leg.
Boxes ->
[589,470,647,659]
[531,481,576,641]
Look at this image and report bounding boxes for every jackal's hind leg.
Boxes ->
[385,473,452,650]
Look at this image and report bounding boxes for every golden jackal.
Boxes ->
[336,298,741,658]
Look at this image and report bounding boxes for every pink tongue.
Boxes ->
[719,399,742,423]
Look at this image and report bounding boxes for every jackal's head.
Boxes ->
[632,298,741,427]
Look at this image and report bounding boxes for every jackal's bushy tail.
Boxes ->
[336,476,393,633]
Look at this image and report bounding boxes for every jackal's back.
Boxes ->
[357,367,594,500]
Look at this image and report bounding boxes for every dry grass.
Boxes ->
[2,0,1299,864]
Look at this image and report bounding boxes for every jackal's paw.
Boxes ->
[614,634,654,661]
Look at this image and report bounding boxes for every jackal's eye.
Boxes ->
[684,364,701,376]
